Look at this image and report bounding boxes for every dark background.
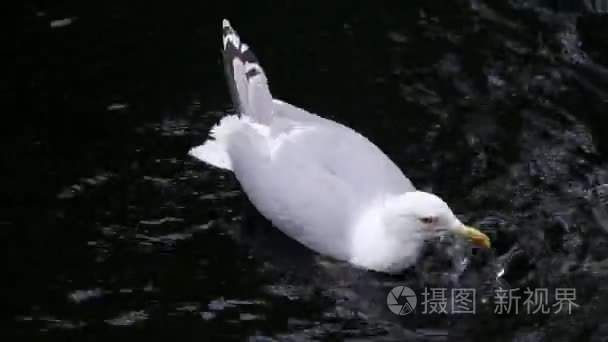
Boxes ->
[8,1,608,341]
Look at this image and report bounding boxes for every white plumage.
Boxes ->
[189,20,490,273]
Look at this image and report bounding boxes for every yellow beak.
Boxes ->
[458,225,491,248]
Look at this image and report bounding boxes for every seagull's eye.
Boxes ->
[420,217,435,224]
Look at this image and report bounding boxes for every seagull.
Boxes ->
[189,19,491,273]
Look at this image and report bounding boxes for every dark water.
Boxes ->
[9,1,608,340]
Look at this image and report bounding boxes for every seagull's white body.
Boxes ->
[189,20,477,273]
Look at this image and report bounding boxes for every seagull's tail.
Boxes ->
[222,19,274,124]
[188,114,243,170]
[189,20,274,170]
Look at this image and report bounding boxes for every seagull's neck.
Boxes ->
[348,198,425,273]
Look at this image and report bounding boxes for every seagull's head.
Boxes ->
[383,191,491,248]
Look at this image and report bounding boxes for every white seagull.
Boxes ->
[189,20,490,273]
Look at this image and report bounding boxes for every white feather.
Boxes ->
[349,199,426,273]
[188,115,245,170]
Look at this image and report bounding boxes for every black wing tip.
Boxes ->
[222,19,234,40]
[221,18,239,51]
[221,19,259,66]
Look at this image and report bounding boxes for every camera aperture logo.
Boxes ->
[387,286,417,315]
